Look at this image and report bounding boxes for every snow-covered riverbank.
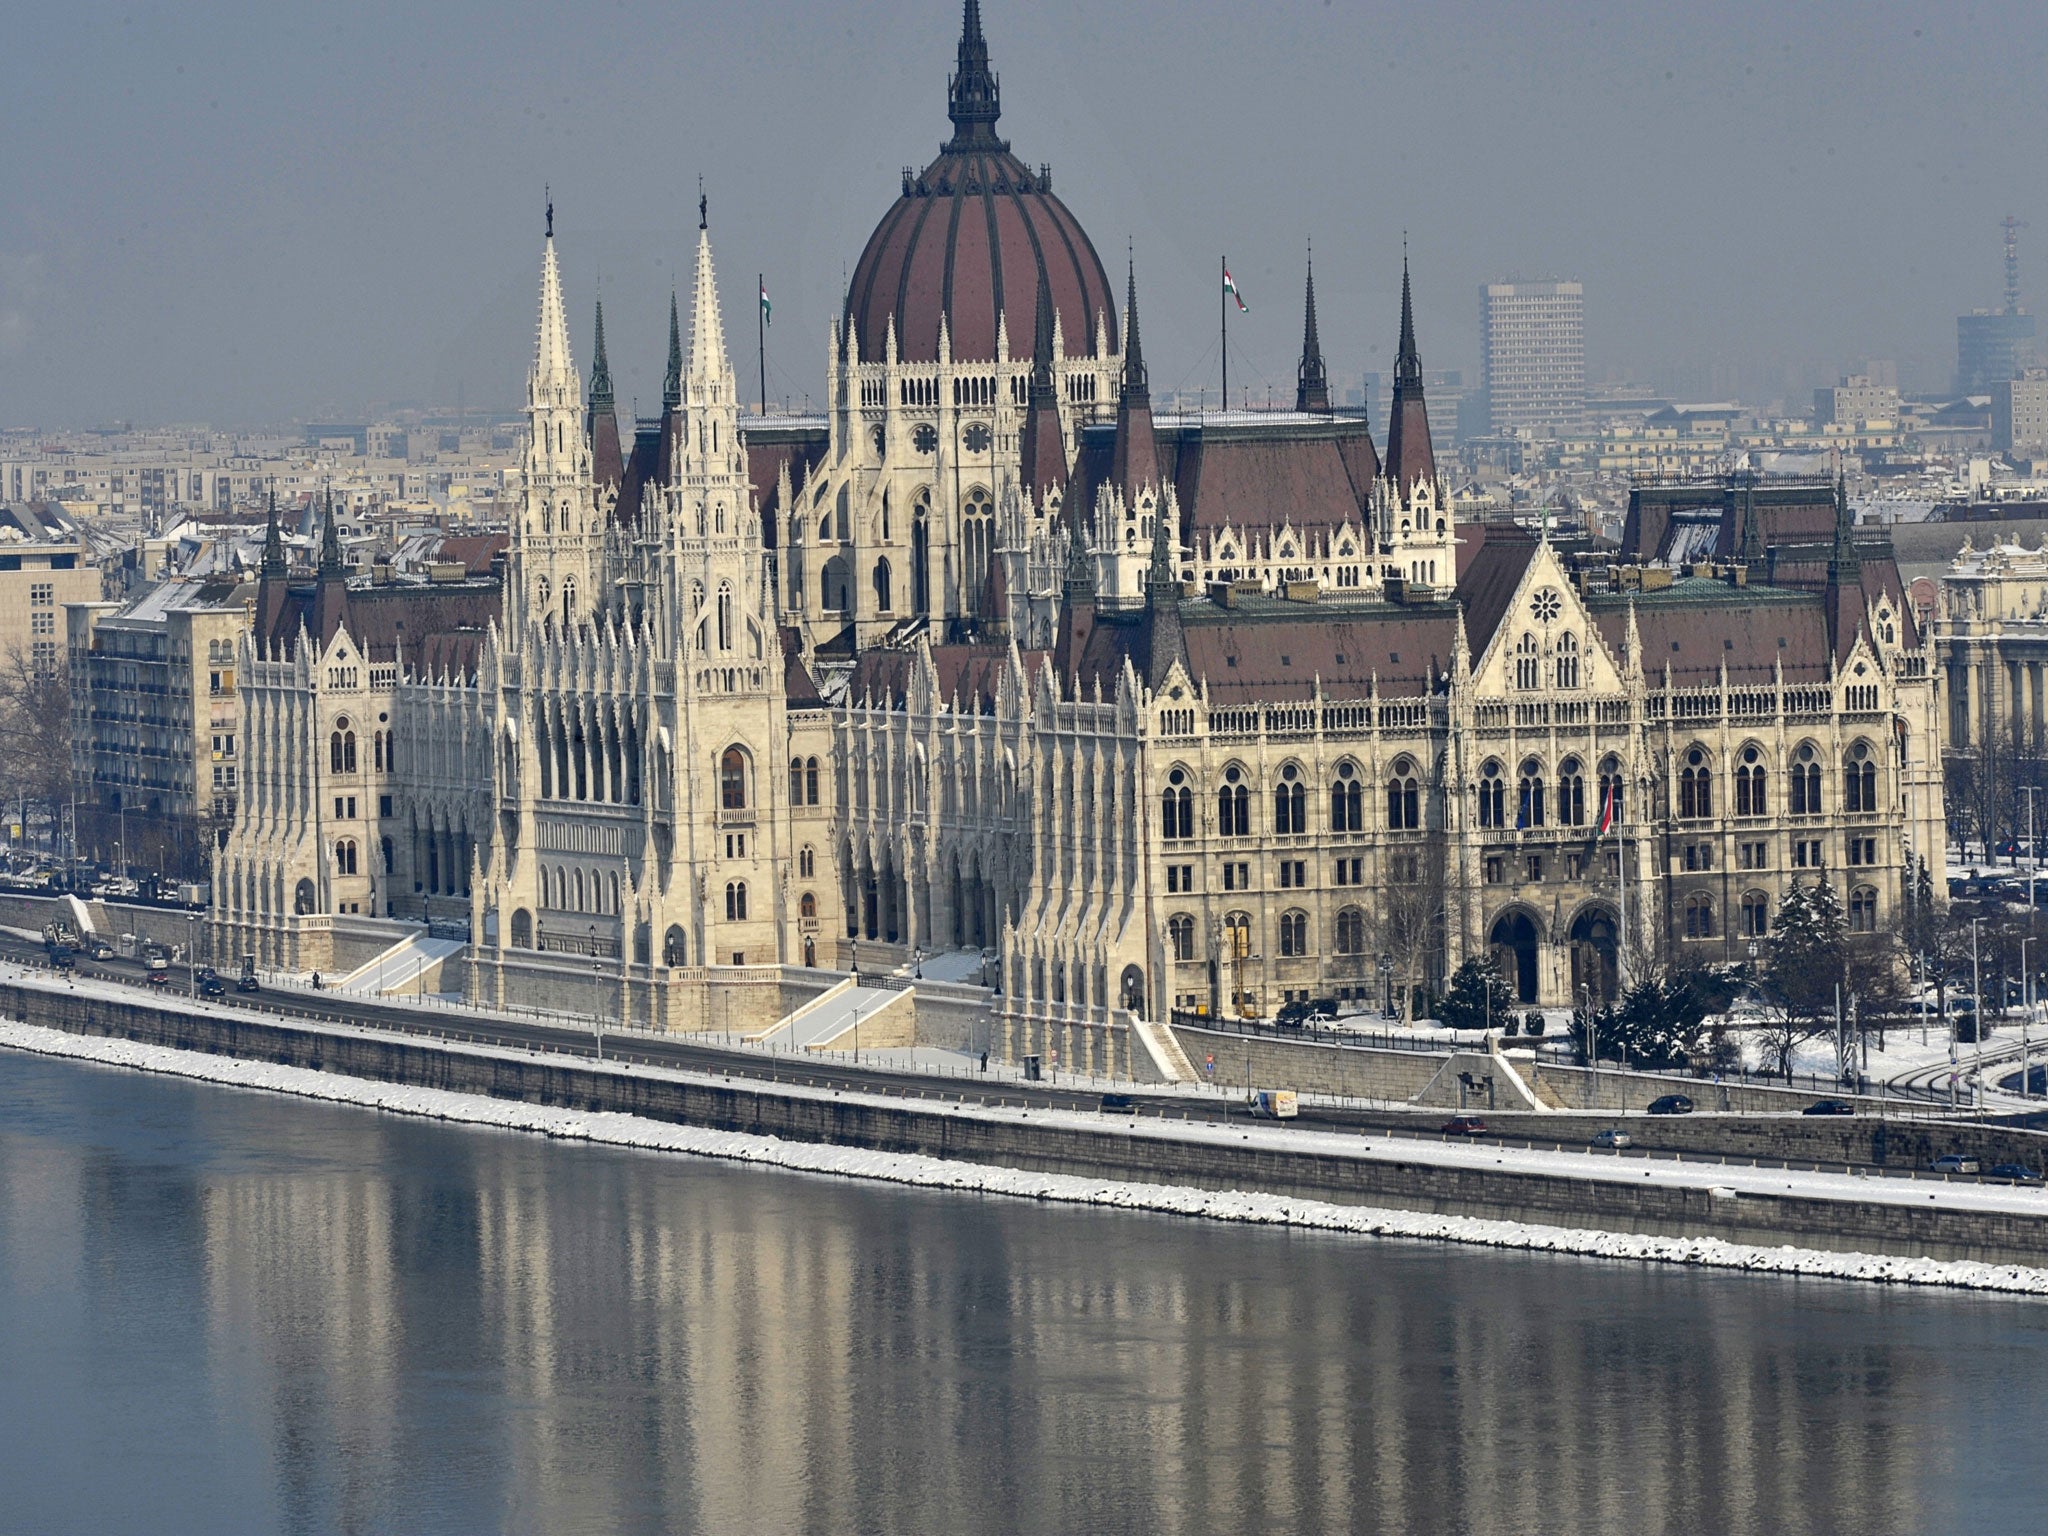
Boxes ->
[6,1018,2047,1296]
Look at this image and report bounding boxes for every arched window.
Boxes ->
[1273,764,1307,835]
[1279,909,1309,958]
[1162,766,1195,840]
[1679,747,1713,820]
[535,575,550,617]
[1335,907,1366,956]
[1598,757,1626,828]
[799,846,815,879]
[335,839,358,876]
[790,756,805,804]
[1791,742,1823,816]
[1735,744,1767,818]
[1555,632,1580,690]
[1684,892,1715,939]
[330,717,356,774]
[562,577,577,624]
[805,757,820,805]
[799,892,817,921]
[511,909,533,947]
[821,556,850,612]
[1387,757,1420,831]
[725,881,748,921]
[574,869,586,912]
[1517,758,1546,829]
[720,747,747,811]
[1168,913,1195,961]
[1222,911,1254,960]
[1330,761,1364,832]
[1515,632,1541,690]
[716,581,733,650]
[1557,757,1585,827]
[663,925,687,967]
[1479,759,1506,830]
[1218,765,1251,837]
[1844,740,1878,813]
[873,557,893,612]
[1849,885,1878,932]
[1740,890,1770,937]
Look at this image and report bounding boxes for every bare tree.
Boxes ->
[0,646,74,847]
[1379,840,1449,1024]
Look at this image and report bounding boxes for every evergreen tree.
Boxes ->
[1758,878,1848,1078]
[1440,954,1512,1032]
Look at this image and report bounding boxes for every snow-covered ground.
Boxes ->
[5,1015,2048,1295]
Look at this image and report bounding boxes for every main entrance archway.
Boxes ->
[1489,910,1541,1003]
[1568,905,1619,1011]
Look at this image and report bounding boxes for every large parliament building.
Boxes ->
[211,4,1943,1069]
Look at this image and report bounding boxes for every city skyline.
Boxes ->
[3,0,2045,428]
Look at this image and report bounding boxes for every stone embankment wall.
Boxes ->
[7,978,2047,1269]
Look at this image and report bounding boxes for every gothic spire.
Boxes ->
[946,0,1005,150]
[1383,248,1437,499]
[1297,247,1330,413]
[1739,472,1764,565]
[1828,470,1861,582]
[260,490,284,578]
[318,487,342,576]
[1121,255,1148,402]
[687,223,730,385]
[532,222,575,393]
[1394,247,1421,388]
[588,296,614,414]
[1019,268,1067,498]
[662,290,683,411]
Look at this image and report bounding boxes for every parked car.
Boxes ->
[1590,1128,1632,1149]
[1988,1163,2044,1184]
[1930,1154,1982,1175]
[1647,1094,1695,1116]
[1440,1115,1489,1137]
[1802,1099,1856,1117]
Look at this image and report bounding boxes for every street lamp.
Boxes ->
[187,912,196,998]
[588,924,602,1061]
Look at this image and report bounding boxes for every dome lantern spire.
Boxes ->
[1297,244,1330,413]
[946,0,1005,151]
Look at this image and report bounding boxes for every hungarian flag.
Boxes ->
[1597,782,1616,836]
[1223,268,1248,312]
[760,280,771,327]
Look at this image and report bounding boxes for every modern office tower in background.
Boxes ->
[1481,279,1585,434]
[1957,217,2035,395]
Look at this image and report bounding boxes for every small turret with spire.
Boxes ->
[1107,258,1157,507]
[1296,246,1330,413]
[1383,249,1437,501]
[588,297,623,490]
[1018,269,1068,500]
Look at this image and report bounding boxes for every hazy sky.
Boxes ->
[4,0,2044,428]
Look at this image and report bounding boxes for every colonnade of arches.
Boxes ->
[529,695,644,806]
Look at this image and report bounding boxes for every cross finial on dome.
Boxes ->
[545,185,553,240]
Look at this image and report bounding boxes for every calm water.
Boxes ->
[3,1054,2046,1536]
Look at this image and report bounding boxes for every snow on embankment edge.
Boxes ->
[4,1018,2045,1296]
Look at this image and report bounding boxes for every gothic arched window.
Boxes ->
[1555,632,1580,690]
[1735,744,1767,817]
[1273,763,1307,835]
[330,718,356,774]
[1515,632,1541,690]
[1387,757,1420,831]
[1330,761,1364,832]
[1791,742,1823,816]
[720,746,748,811]
[1844,740,1878,813]
[1479,759,1505,830]
[1557,757,1585,827]
[1678,747,1713,820]
[873,557,892,613]
[725,881,748,921]
[1168,914,1195,961]
[1218,765,1251,837]
[1279,909,1309,958]
[1161,766,1195,840]
[1516,757,1545,829]
[1685,892,1715,939]
[1335,907,1366,955]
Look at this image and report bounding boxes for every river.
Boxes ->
[2,1049,2044,1535]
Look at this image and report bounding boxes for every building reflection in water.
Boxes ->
[5,1059,2031,1534]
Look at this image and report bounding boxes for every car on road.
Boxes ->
[1930,1154,1982,1175]
[1988,1163,2044,1184]
[1440,1115,1489,1137]
[1802,1099,1856,1117]
[1647,1094,1695,1116]
[1590,1128,1632,1149]
[85,939,114,961]
[1099,1093,1134,1112]
[236,972,261,993]
[198,974,227,999]
[47,946,74,971]
[144,968,171,989]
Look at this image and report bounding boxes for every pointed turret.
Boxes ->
[1296,249,1330,413]
[1384,252,1437,501]
[946,0,1005,151]
[1143,511,1187,688]
[1053,523,1096,690]
[532,228,576,395]
[1107,259,1158,505]
[658,291,683,482]
[1018,269,1068,499]
[1739,473,1764,566]
[260,490,285,579]
[312,490,350,646]
[588,297,624,490]
[256,491,290,651]
[1824,470,1866,657]
[686,225,731,386]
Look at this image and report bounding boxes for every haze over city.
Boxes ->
[4,0,2044,427]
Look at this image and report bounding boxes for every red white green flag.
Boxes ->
[1597,782,1616,835]
[760,280,771,326]
[1223,268,1248,312]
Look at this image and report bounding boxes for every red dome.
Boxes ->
[844,6,1116,366]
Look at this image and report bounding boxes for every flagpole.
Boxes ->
[1220,253,1228,417]
[758,273,767,416]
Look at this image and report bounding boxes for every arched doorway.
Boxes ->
[1120,964,1146,1015]
[1569,906,1619,1011]
[1489,910,1541,1003]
